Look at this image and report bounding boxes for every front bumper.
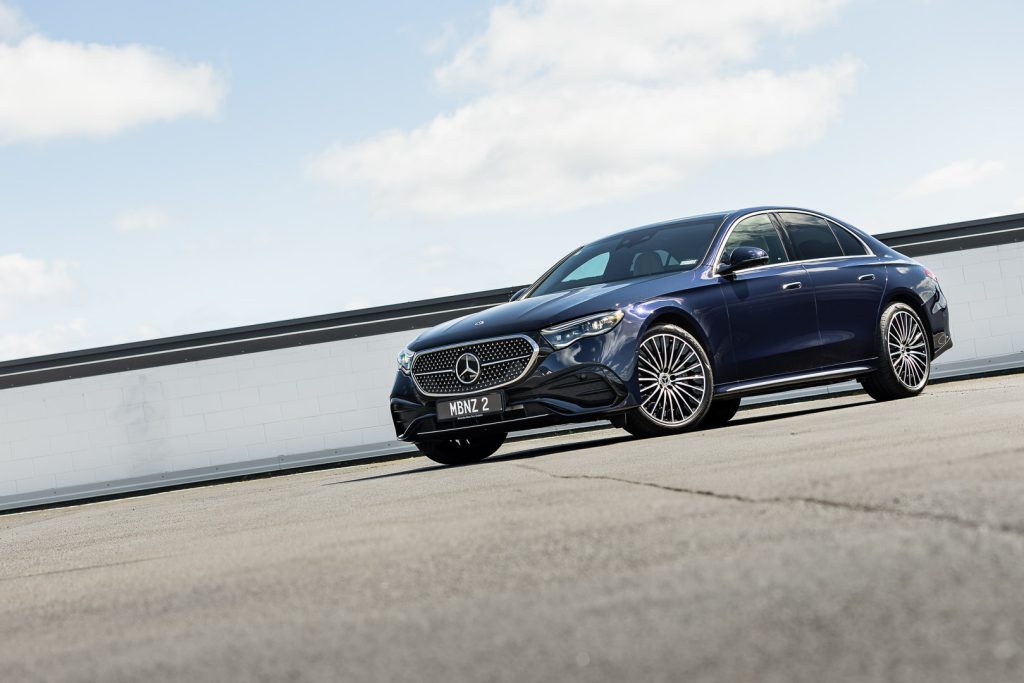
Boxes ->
[390,332,637,441]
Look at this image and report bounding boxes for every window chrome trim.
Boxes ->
[710,209,878,275]
[409,334,541,398]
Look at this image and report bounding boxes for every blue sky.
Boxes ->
[1,0,1021,360]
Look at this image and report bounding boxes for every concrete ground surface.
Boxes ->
[2,375,1023,683]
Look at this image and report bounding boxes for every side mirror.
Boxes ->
[718,246,769,276]
[510,287,528,302]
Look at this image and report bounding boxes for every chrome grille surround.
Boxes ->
[411,335,540,397]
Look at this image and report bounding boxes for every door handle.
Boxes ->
[858,274,876,281]
[782,282,802,290]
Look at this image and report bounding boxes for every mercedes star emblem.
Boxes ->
[455,352,482,384]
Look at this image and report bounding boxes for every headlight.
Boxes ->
[397,348,415,374]
[541,310,624,350]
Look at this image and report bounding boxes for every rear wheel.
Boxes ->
[624,324,713,438]
[415,432,506,466]
[701,397,741,428]
[860,302,930,401]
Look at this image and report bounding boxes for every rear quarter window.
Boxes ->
[828,221,870,256]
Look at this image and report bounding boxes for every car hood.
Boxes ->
[408,271,701,350]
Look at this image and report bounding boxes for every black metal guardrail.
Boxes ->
[880,211,1024,257]
[1,212,1021,390]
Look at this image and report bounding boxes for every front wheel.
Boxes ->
[860,302,931,401]
[624,324,714,438]
[415,432,506,466]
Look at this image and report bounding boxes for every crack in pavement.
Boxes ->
[515,463,1024,538]
[0,555,174,583]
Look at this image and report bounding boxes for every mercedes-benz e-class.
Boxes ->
[390,207,951,465]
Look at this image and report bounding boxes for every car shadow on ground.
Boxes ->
[325,397,876,486]
[716,398,874,428]
[324,434,634,485]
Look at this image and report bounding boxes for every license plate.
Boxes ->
[436,393,504,421]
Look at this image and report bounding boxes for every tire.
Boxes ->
[860,302,931,401]
[624,324,714,438]
[415,432,506,466]
[701,397,741,428]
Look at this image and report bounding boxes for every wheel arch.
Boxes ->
[636,303,720,376]
[883,288,934,357]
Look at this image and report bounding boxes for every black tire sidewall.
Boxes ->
[702,397,741,428]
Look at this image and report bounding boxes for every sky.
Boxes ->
[1,0,1022,361]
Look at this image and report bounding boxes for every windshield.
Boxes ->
[527,217,724,298]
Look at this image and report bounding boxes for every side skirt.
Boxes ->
[714,363,877,399]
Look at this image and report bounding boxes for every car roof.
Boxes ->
[609,206,851,237]
[599,210,731,241]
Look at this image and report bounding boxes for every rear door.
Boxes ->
[776,212,886,365]
[718,214,821,382]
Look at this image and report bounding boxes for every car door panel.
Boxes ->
[720,263,821,381]
[803,258,887,364]
[776,212,888,366]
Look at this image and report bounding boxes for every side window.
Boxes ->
[779,213,843,260]
[722,215,788,264]
[564,252,609,281]
[828,220,869,256]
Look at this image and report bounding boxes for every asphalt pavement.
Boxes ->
[2,374,1023,683]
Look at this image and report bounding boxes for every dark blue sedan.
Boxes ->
[390,207,952,465]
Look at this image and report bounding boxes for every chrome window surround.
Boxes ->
[709,209,878,276]
[409,334,541,398]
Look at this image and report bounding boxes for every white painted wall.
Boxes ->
[0,329,426,507]
[919,240,1024,364]
[1,240,1022,509]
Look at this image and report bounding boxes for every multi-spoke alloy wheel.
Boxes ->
[887,309,928,390]
[861,302,931,402]
[625,324,713,437]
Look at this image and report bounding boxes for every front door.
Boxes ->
[717,214,821,382]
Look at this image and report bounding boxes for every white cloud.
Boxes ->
[117,208,169,233]
[0,1,30,41]
[0,28,225,144]
[903,159,1005,198]
[313,0,858,217]
[0,253,76,316]
[435,0,849,88]
[0,319,89,362]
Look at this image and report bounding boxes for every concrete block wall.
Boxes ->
[919,240,1024,364]
[0,329,426,508]
[1,239,1022,510]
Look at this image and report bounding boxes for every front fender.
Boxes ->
[627,284,732,384]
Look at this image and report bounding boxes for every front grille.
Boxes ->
[412,335,538,396]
